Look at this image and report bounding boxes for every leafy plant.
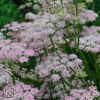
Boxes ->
[0,0,23,28]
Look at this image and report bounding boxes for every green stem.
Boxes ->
[92,0,95,11]
[49,34,61,58]
[48,82,53,100]
[59,73,73,89]
[75,2,78,16]
[61,78,70,95]
[57,84,65,97]
[43,47,48,57]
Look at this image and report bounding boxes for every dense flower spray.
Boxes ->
[0,64,12,86]
[65,86,100,100]
[0,82,39,100]
[70,34,100,53]
[1,13,65,53]
[0,0,100,100]
[0,39,37,63]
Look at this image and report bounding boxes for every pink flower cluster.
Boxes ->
[78,9,98,24]
[81,26,100,36]
[0,64,12,85]
[35,53,83,80]
[0,0,100,100]
[34,52,85,99]
[0,82,39,100]
[70,34,100,53]
[0,39,37,63]
[66,86,100,100]
[1,12,65,53]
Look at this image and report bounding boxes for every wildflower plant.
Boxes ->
[0,0,100,100]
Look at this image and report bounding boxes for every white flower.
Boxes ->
[60,58,68,64]
[25,12,37,20]
[38,69,49,78]
[61,70,71,78]
[67,61,75,68]
[68,54,78,60]
[51,74,60,82]
[74,59,82,67]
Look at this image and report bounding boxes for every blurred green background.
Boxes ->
[0,0,100,28]
[0,0,23,28]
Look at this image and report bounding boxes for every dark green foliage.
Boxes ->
[94,0,100,15]
[20,57,37,70]
[12,0,24,6]
[88,0,100,26]
[0,0,23,28]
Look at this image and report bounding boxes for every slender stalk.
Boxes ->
[92,0,95,11]
[59,73,73,89]
[57,84,65,97]
[43,47,48,57]
[75,2,78,16]
[77,22,81,51]
[48,82,53,100]
[61,78,70,95]
[49,34,61,58]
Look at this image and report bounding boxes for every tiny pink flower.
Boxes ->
[65,96,75,100]
[24,49,36,56]
[24,93,35,100]
[18,56,29,63]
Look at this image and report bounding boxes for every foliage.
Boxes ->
[0,0,100,100]
[0,0,23,28]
